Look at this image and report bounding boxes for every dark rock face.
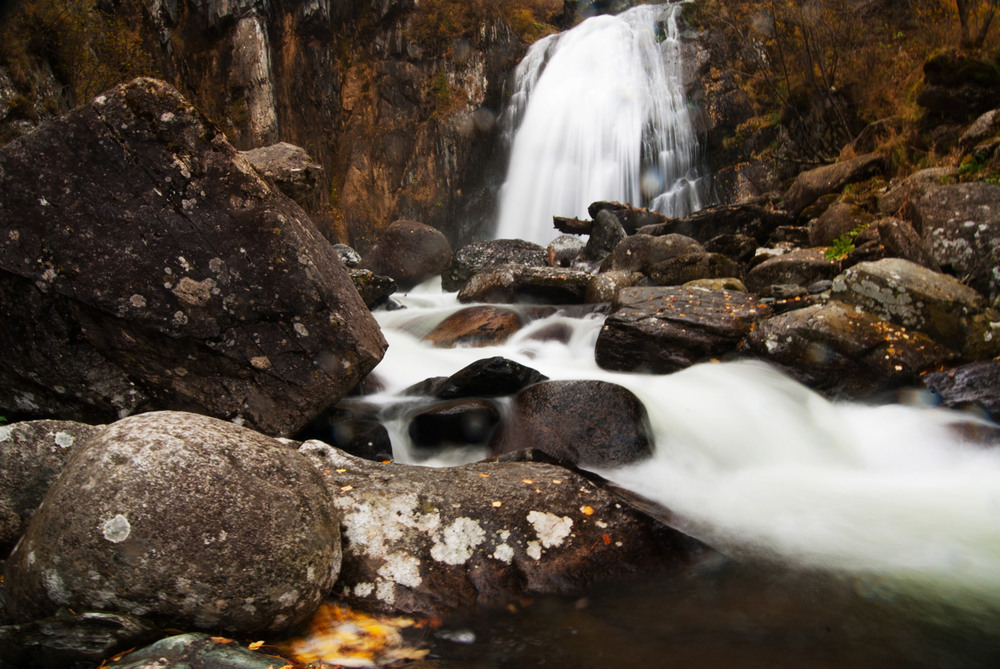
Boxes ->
[433,356,548,398]
[360,220,453,290]
[599,234,705,273]
[745,249,840,294]
[923,360,1000,420]
[103,633,287,669]
[0,78,386,437]
[0,420,102,556]
[3,412,341,636]
[296,401,393,463]
[348,268,399,308]
[910,182,1000,302]
[0,612,160,669]
[408,399,501,450]
[782,153,885,216]
[489,380,654,468]
[298,442,706,616]
[647,252,741,286]
[588,201,671,233]
[239,142,325,208]
[423,306,524,348]
[458,265,591,304]
[637,203,795,245]
[745,301,955,398]
[596,286,770,373]
[443,239,549,292]
[875,217,939,270]
[585,209,628,261]
[809,200,872,247]
[918,51,1000,122]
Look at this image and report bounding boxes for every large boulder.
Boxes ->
[636,203,794,245]
[0,420,102,556]
[595,286,770,373]
[745,248,840,294]
[458,265,591,304]
[917,51,1000,122]
[0,78,386,436]
[599,234,704,273]
[782,153,885,216]
[910,182,1000,302]
[442,239,549,292]
[422,306,525,347]
[3,412,341,636]
[831,258,1000,359]
[297,442,704,616]
[489,380,653,468]
[239,142,324,208]
[923,360,1000,419]
[360,220,453,291]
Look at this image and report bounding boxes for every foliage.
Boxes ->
[956,0,999,47]
[0,415,7,426]
[410,0,562,53]
[824,222,869,260]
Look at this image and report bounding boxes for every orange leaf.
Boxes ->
[248,640,265,651]
[602,534,611,545]
[210,636,234,644]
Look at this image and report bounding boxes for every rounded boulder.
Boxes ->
[2,411,341,636]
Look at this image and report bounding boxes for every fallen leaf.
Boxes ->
[478,472,490,478]
[491,501,502,507]
[210,636,233,644]
[248,640,265,651]
[580,506,594,516]
[602,534,612,545]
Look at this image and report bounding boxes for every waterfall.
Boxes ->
[494,2,707,246]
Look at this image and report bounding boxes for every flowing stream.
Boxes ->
[495,3,707,245]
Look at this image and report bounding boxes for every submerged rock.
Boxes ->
[298,442,705,616]
[3,411,341,636]
[103,633,289,669]
[408,399,501,450]
[0,612,160,669]
[423,306,525,348]
[0,78,386,437]
[489,380,654,468]
[432,356,548,398]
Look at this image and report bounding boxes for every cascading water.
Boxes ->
[494,2,707,245]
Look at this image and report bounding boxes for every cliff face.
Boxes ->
[136,0,524,249]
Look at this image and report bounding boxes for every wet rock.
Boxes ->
[458,265,591,304]
[433,356,548,399]
[684,277,748,292]
[442,240,549,292]
[408,399,501,450]
[703,233,757,265]
[3,411,341,636]
[547,235,586,267]
[637,203,795,244]
[745,301,956,398]
[585,209,628,261]
[647,252,741,286]
[599,234,704,273]
[333,243,363,267]
[239,141,324,208]
[595,286,771,373]
[0,78,386,437]
[585,270,645,303]
[298,443,706,616]
[875,217,939,270]
[745,249,841,294]
[782,153,886,216]
[296,401,393,463]
[489,380,653,468]
[360,220,453,291]
[910,182,1000,302]
[348,268,398,309]
[103,633,289,669]
[923,359,1000,420]
[0,612,160,669]
[588,201,670,233]
[423,306,524,348]
[809,200,873,247]
[831,258,1000,359]
[0,420,102,557]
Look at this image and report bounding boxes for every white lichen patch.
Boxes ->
[527,511,573,549]
[353,582,374,597]
[129,294,147,308]
[101,514,132,543]
[53,431,75,449]
[0,425,13,442]
[526,541,542,560]
[294,322,310,337]
[378,553,422,588]
[491,530,514,563]
[430,517,486,565]
[172,276,215,307]
[376,579,396,605]
[251,356,272,370]
[43,570,70,605]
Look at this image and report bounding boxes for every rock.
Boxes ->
[703,233,757,265]
[910,182,1000,302]
[333,243,363,267]
[877,167,959,218]
[0,420,102,557]
[442,239,549,292]
[917,51,1000,122]
[3,411,341,636]
[647,252,741,286]
[547,235,586,267]
[745,301,956,398]
[782,153,885,216]
[458,265,591,304]
[423,306,524,348]
[408,399,501,450]
[923,360,1000,419]
[588,201,671,233]
[830,258,1000,359]
[0,78,386,437]
[239,142,324,207]
[685,277,748,292]
[875,217,939,270]
[746,249,841,294]
[489,381,652,468]
[553,216,594,235]
[349,268,398,308]
[297,442,706,616]
[959,108,1000,150]
[585,209,628,261]
[599,234,704,273]
[585,270,645,303]
[295,401,393,463]
[595,286,770,373]
[809,200,873,247]
[360,220,453,291]
[0,612,160,669]
[433,356,548,398]
[103,633,289,669]
[637,203,795,244]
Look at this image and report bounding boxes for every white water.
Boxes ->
[371,284,1000,624]
[495,3,706,246]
